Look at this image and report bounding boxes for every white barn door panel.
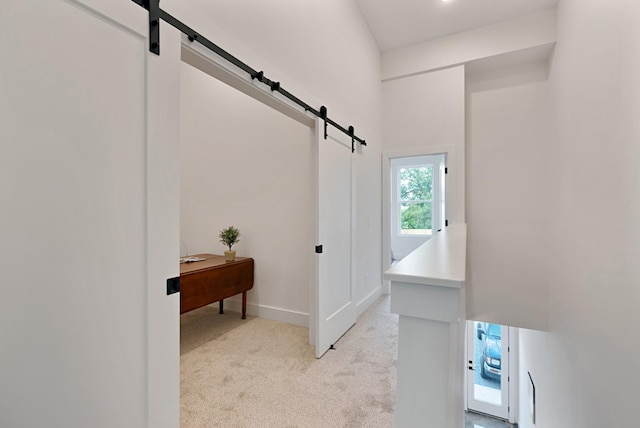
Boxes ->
[314,118,357,358]
[0,1,180,427]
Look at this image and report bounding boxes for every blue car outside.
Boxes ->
[480,323,501,381]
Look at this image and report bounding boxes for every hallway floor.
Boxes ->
[180,295,518,427]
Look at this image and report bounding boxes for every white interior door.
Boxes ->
[466,321,510,420]
[314,118,356,358]
[0,1,180,427]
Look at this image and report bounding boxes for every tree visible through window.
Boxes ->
[400,166,433,234]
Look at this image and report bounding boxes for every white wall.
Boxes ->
[180,62,312,325]
[382,66,466,225]
[382,8,557,80]
[518,328,549,428]
[166,1,381,131]
[542,0,640,425]
[466,62,550,331]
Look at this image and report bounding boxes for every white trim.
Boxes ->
[356,285,383,317]
[147,17,182,428]
[221,299,309,328]
[464,321,469,412]
[508,327,519,425]
[181,38,315,129]
[223,284,382,329]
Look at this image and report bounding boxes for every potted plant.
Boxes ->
[219,225,240,261]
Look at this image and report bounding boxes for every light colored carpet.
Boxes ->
[180,295,398,428]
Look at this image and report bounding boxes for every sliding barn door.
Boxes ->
[0,1,180,426]
[314,118,357,358]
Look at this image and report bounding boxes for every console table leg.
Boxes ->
[242,292,247,319]
[219,299,224,315]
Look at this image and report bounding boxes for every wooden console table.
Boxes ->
[180,253,254,319]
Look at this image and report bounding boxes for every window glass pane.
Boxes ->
[400,167,432,202]
[400,166,433,234]
[473,322,503,406]
[401,202,432,234]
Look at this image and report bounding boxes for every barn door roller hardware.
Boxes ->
[132,0,367,150]
[146,0,160,54]
[320,106,328,140]
[348,126,356,153]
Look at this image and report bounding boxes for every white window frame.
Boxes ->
[391,155,444,240]
[397,163,435,236]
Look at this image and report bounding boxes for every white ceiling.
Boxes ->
[354,0,559,52]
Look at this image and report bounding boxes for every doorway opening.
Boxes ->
[178,49,317,418]
[179,37,357,360]
[179,57,313,323]
[466,320,519,424]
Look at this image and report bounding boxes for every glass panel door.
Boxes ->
[467,321,510,420]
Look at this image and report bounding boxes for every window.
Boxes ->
[389,154,447,262]
[399,166,433,234]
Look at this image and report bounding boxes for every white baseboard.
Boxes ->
[220,285,382,328]
[221,299,309,327]
[356,285,383,317]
